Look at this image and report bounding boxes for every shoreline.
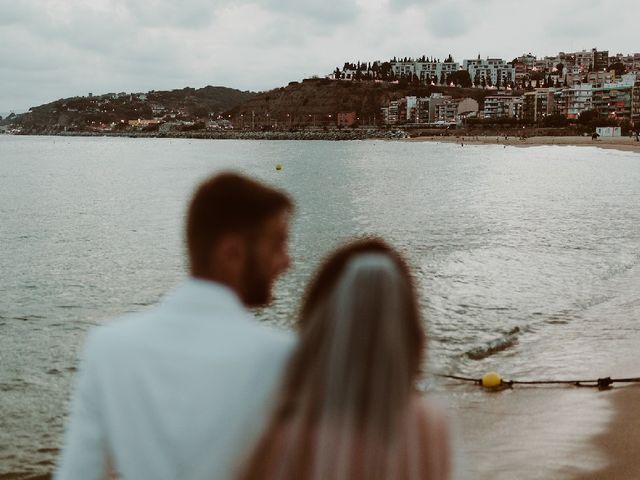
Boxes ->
[566,385,640,480]
[563,357,640,479]
[406,135,640,154]
[4,131,640,153]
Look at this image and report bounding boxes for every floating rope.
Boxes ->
[438,373,640,390]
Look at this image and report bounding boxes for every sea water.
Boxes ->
[1,135,639,478]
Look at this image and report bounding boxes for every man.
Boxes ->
[55,172,295,480]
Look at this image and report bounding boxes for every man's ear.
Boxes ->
[212,233,247,274]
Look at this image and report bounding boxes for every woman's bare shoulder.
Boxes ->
[410,394,450,432]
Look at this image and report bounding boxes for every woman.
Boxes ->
[238,238,450,480]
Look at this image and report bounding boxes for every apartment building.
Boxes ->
[593,49,609,71]
[632,80,640,122]
[407,97,430,123]
[391,61,416,78]
[574,50,594,72]
[592,85,633,119]
[435,100,459,123]
[586,71,614,87]
[556,83,593,119]
[431,96,478,123]
[523,88,557,123]
[427,93,452,123]
[390,59,460,82]
[514,54,536,83]
[483,95,524,119]
[463,57,516,86]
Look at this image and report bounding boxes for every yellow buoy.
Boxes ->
[275,163,282,171]
[481,372,502,389]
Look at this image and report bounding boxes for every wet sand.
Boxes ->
[408,135,640,154]
[567,385,640,480]
[446,385,612,480]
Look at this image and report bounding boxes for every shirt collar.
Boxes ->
[161,277,248,318]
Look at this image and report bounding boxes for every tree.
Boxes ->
[531,71,546,81]
[474,70,481,87]
[439,72,446,85]
[555,63,564,76]
[609,62,626,76]
[448,70,472,88]
[380,62,392,80]
[542,113,568,128]
[577,109,599,125]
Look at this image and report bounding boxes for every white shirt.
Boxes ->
[55,278,295,480]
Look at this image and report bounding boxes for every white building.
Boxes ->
[405,96,418,121]
[558,83,593,119]
[391,59,460,83]
[596,126,621,137]
[463,58,515,86]
[608,73,638,88]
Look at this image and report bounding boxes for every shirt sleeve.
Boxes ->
[54,329,108,480]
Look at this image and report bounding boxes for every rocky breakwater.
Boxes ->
[41,129,409,141]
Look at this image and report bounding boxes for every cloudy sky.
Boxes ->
[0,0,637,111]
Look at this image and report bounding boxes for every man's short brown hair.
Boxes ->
[186,172,293,277]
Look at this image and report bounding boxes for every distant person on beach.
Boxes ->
[237,239,451,480]
[55,173,295,480]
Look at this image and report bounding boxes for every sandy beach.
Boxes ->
[569,385,640,480]
[408,135,640,154]
[562,358,640,480]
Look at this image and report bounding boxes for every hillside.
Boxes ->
[228,78,502,128]
[8,86,256,133]
[3,79,523,134]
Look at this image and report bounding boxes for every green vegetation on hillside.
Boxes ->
[8,86,256,133]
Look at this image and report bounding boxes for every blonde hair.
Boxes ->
[238,239,426,480]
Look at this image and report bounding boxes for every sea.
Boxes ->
[1,135,639,479]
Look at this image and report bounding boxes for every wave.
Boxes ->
[465,327,520,361]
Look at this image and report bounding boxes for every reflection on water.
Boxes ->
[1,136,639,478]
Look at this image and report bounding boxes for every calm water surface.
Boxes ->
[1,136,639,479]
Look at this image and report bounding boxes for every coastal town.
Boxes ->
[1,47,639,138]
[333,48,640,132]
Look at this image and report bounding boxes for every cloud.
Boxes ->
[425,1,472,39]
[386,0,436,11]
[0,0,638,110]
[0,1,35,26]
[258,0,361,25]
[123,0,220,29]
